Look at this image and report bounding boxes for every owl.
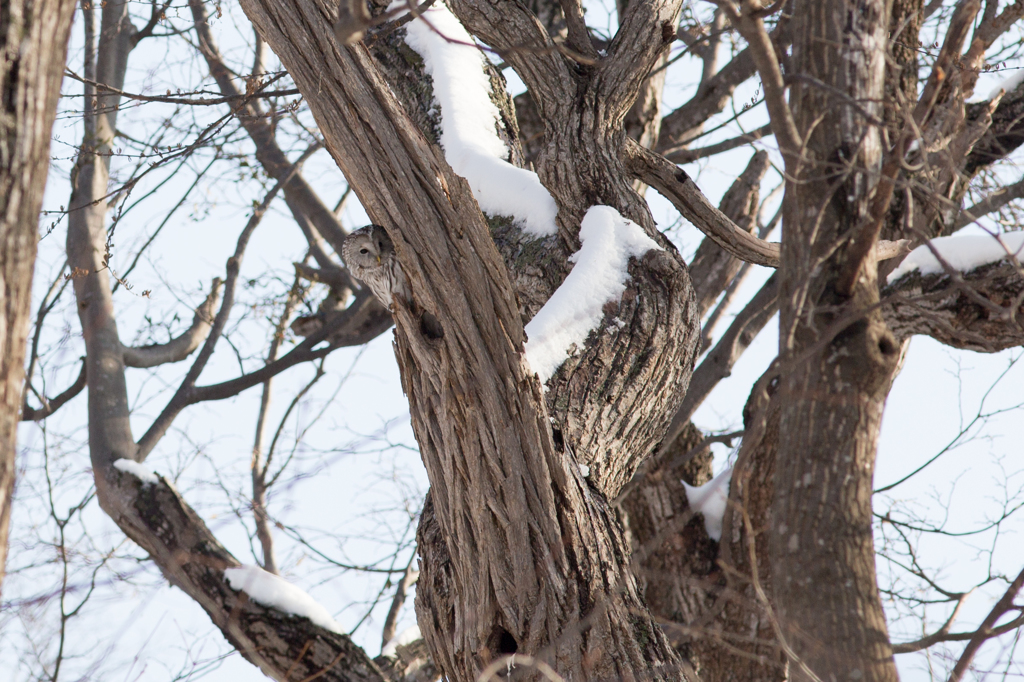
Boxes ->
[341,224,409,309]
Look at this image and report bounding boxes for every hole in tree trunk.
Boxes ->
[490,627,518,655]
[878,334,898,356]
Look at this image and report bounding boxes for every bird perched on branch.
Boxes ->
[341,224,410,310]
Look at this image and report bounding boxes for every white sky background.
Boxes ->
[3,1,1023,681]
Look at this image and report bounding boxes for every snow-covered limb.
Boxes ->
[400,2,558,237]
[381,624,422,658]
[887,232,1024,284]
[988,68,1024,101]
[681,467,732,542]
[223,565,345,635]
[112,458,159,486]
[524,206,662,383]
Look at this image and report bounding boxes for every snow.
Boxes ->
[989,69,1024,100]
[524,206,661,383]
[400,2,558,237]
[113,458,159,486]
[223,565,345,635]
[886,232,1024,284]
[681,467,732,542]
[381,624,421,658]
[580,464,591,478]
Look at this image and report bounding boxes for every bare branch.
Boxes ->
[948,566,1024,681]
[380,552,418,650]
[191,291,391,403]
[102,468,388,682]
[690,150,770,317]
[665,273,779,450]
[64,68,300,105]
[955,176,1024,230]
[665,123,773,163]
[624,139,911,268]
[20,361,87,422]
[884,260,1024,352]
[135,182,284,460]
[123,279,222,368]
[714,1,801,168]
[189,0,351,267]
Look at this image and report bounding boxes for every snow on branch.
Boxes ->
[381,624,422,658]
[887,231,1024,283]
[524,206,661,382]
[400,2,558,237]
[681,467,732,542]
[113,458,160,486]
[223,565,345,634]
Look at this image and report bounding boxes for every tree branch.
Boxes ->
[715,0,801,168]
[136,181,282,460]
[883,260,1024,352]
[955,176,1024,230]
[948,566,1024,681]
[624,138,911,268]
[123,278,222,368]
[665,273,779,451]
[189,0,353,274]
[20,360,87,422]
[102,466,388,682]
[665,123,773,163]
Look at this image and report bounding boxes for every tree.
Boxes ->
[0,0,77,592]
[6,0,1024,681]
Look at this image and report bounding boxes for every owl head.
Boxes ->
[342,224,394,270]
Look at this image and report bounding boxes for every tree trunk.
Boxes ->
[237,1,706,680]
[772,2,900,679]
[0,0,76,593]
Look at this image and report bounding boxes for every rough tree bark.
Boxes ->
[237,0,705,680]
[0,0,76,593]
[766,1,902,679]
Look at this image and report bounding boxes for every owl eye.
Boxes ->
[378,241,384,250]
[359,248,369,255]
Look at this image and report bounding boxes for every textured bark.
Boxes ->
[0,0,76,593]
[617,424,720,669]
[233,2,701,681]
[708,377,786,682]
[884,261,1024,352]
[772,2,900,679]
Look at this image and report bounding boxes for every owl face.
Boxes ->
[341,224,407,309]
[342,224,393,271]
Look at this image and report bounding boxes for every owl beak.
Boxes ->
[376,255,381,264]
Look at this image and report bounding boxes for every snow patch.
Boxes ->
[524,206,661,382]
[400,2,558,237]
[989,69,1024,100]
[580,464,591,478]
[381,624,422,658]
[681,467,732,542]
[223,565,344,634]
[886,232,1024,284]
[113,458,159,486]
